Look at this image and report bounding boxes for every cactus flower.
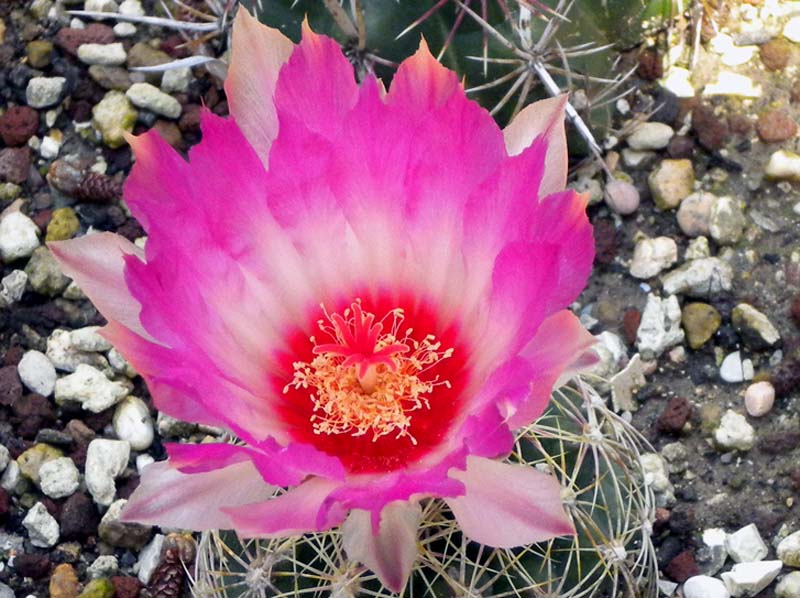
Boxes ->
[50,9,595,593]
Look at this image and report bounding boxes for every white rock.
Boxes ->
[0,582,12,598]
[709,196,746,245]
[703,528,729,576]
[39,135,61,160]
[85,0,118,11]
[113,22,137,37]
[778,530,800,567]
[661,257,733,298]
[661,67,694,98]
[720,351,754,384]
[0,460,20,491]
[765,151,800,181]
[85,438,130,506]
[54,363,130,412]
[118,0,144,15]
[25,76,66,109]
[22,502,60,547]
[610,353,647,413]
[0,270,28,306]
[640,453,671,493]
[714,410,755,451]
[17,350,56,396]
[62,280,87,300]
[586,330,628,383]
[47,328,109,372]
[721,561,782,597]
[621,149,656,169]
[70,326,112,352]
[0,444,9,473]
[0,211,40,262]
[627,122,674,151]
[745,381,775,417]
[137,534,165,584]
[78,42,127,66]
[87,555,118,579]
[629,237,678,279]
[38,457,80,498]
[636,294,684,359]
[161,67,192,94]
[685,236,711,260]
[126,83,182,119]
[677,192,715,237]
[683,575,730,598]
[705,72,762,97]
[135,453,154,473]
[108,348,137,378]
[726,523,768,563]
[777,571,800,598]
[113,396,154,451]
[784,16,800,42]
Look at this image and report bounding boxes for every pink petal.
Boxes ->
[272,20,359,139]
[223,477,346,538]
[225,7,294,165]
[48,233,153,342]
[503,95,568,197]
[166,439,345,486]
[341,503,422,593]
[446,456,574,548]
[504,310,596,428]
[121,460,275,530]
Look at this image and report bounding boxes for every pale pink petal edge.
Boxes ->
[446,456,574,548]
[503,95,568,197]
[341,502,421,593]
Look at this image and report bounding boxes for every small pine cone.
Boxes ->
[146,547,186,598]
[75,171,122,203]
[146,534,196,598]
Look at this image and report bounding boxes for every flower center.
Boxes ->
[284,301,453,444]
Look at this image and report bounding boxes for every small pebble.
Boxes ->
[78,42,127,66]
[784,16,800,42]
[604,180,640,215]
[26,77,66,109]
[757,109,798,143]
[714,409,755,451]
[648,159,695,210]
[725,523,767,563]
[765,150,800,181]
[744,381,774,418]
[85,438,130,506]
[677,192,715,237]
[22,501,60,547]
[0,211,40,262]
[776,571,800,598]
[720,351,754,384]
[126,83,182,119]
[683,575,731,598]
[629,236,678,279]
[721,561,781,597]
[627,122,674,151]
[17,350,57,396]
[38,457,80,498]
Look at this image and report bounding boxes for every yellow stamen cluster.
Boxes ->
[284,305,453,443]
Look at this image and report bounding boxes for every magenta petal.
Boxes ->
[503,95,568,197]
[167,440,345,486]
[121,460,275,530]
[446,456,574,548]
[223,477,346,538]
[341,503,421,593]
[225,8,294,165]
[49,233,153,342]
[505,310,596,428]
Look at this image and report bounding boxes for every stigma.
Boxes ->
[284,301,453,443]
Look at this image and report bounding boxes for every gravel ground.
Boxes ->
[0,0,800,597]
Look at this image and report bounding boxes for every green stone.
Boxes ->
[18,443,63,484]
[681,302,721,349]
[92,91,138,149]
[26,40,54,69]
[25,246,71,296]
[0,182,22,202]
[45,207,80,241]
[78,578,115,598]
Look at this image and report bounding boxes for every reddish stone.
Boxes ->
[791,294,800,328]
[178,104,202,133]
[0,105,39,146]
[32,209,52,232]
[0,487,9,522]
[760,38,792,71]
[2,344,24,366]
[665,550,700,582]
[667,135,694,159]
[692,104,730,151]
[54,23,115,56]
[622,309,641,346]
[0,146,32,184]
[112,576,143,598]
[728,113,752,137]
[656,396,692,435]
[757,109,798,143]
[593,219,619,266]
[637,48,663,81]
[0,366,22,407]
[13,554,52,579]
